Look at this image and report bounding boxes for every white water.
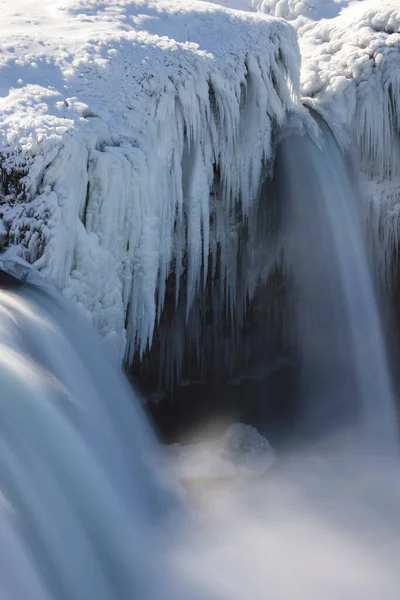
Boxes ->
[166,120,400,599]
[0,277,184,600]
[275,117,399,451]
[1,114,400,599]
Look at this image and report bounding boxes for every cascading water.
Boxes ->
[0,114,399,600]
[275,116,399,450]
[0,272,182,600]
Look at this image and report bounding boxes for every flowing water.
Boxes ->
[275,117,399,451]
[0,274,182,600]
[0,115,399,599]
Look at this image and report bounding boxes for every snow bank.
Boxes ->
[0,0,301,359]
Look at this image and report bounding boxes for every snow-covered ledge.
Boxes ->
[252,0,400,283]
[0,0,302,361]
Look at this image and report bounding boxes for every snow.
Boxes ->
[288,0,400,282]
[0,0,301,359]
[295,1,400,179]
[215,0,400,288]
[252,0,360,21]
[217,0,400,179]
[1,0,400,361]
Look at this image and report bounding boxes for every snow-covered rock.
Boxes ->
[222,0,400,180]
[0,0,302,360]
[295,0,400,286]
[240,0,400,291]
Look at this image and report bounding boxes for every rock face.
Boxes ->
[0,269,23,289]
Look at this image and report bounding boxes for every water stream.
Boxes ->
[0,114,399,599]
[275,117,399,451]
[0,275,180,600]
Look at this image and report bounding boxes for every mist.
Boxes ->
[168,433,400,600]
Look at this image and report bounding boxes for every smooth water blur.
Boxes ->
[275,118,399,451]
[0,280,180,600]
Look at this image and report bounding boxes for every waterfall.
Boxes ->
[0,273,181,600]
[275,116,399,450]
[0,115,399,600]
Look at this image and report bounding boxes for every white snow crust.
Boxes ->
[0,0,301,360]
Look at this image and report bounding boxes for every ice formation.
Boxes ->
[250,0,400,283]
[0,0,302,362]
[1,0,400,377]
[231,0,400,178]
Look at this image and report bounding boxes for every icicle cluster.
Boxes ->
[230,0,400,290]
[0,0,302,362]
[4,0,398,382]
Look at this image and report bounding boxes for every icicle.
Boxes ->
[0,4,302,367]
